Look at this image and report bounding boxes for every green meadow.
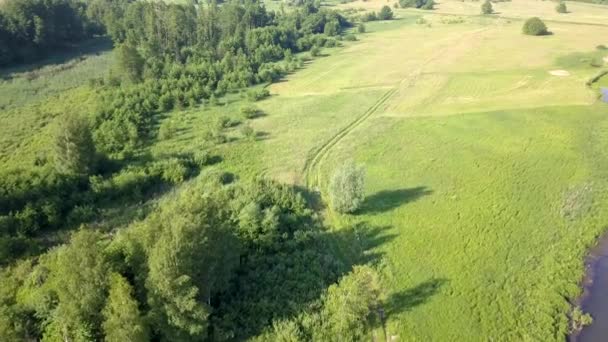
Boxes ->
[3,0,608,339]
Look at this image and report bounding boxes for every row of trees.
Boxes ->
[0,0,97,66]
[88,0,349,157]
[0,178,384,341]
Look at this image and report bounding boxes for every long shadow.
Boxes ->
[360,186,433,215]
[0,36,113,78]
[212,207,397,340]
[385,278,448,316]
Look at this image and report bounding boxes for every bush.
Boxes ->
[378,6,394,20]
[158,120,176,140]
[357,24,366,33]
[361,12,377,22]
[421,0,434,10]
[556,2,567,14]
[329,162,365,214]
[247,88,270,101]
[523,17,548,36]
[344,34,357,41]
[54,113,97,176]
[241,106,261,119]
[481,1,493,14]
[310,45,321,57]
[241,123,255,141]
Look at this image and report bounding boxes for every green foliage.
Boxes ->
[0,0,96,66]
[378,6,394,20]
[241,105,262,119]
[103,273,148,342]
[241,123,256,141]
[310,45,321,57]
[481,1,494,15]
[54,113,97,176]
[318,266,383,340]
[421,0,435,10]
[115,44,144,84]
[28,229,111,341]
[358,23,366,33]
[523,17,549,36]
[158,119,177,140]
[247,88,271,101]
[399,0,434,8]
[145,185,239,340]
[570,306,593,332]
[329,161,366,214]
[556,2,568,14]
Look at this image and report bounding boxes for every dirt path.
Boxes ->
[303,86,398,188]
[302,27,489,189]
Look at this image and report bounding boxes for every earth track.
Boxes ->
[303,87,398,188]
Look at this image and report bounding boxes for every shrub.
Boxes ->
[570,307,593,332]
[378,6,394,20]
[310,45,321,57]
[54,113,97,176]
[158,120,176,140]
[523,17,548,36]
[357,24,366,33]
[556,2,567,14]
[329,161,365,214]
[156,158,189,184]
[247,88,270,101]
[364,12,377,22]
[421,0,434,10]
[344,34,357,41]
[241,123,255,141]
[192,151,212,167]
[481,1,493,14]
[241,105,261,119]
[159,93,175,112]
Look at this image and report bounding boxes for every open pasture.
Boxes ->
[153,2,608,339]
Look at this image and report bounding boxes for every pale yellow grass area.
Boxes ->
[271,18,602,120]
[339,0,608,26]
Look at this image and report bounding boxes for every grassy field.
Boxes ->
[4,0,608,339]
[153,1,608,339]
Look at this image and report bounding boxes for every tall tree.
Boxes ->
[54,113,96,176]
[103,273,149,342]
[115,44,144,83]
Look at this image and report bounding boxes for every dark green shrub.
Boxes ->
[310,46,321,57]
[241,106,261,119]
[556,2,567,14]
[378,6,394,20]
[422,0,435,10]
[357,24,366,33]
[247,88,270,101]
[523,17,549,36]
[481,1,493,14]
[344,34,357,41]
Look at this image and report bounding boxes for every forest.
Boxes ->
[0,0,388,340]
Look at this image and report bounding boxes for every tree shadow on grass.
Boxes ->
[360,186,433,215]
[385,278,448,316]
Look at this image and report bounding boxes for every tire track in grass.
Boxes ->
[303,87,398,188]
[302,27,490,189]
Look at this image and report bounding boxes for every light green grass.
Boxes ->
[152,8,608,340]
[0,40,111,169]
[4,2,608,339]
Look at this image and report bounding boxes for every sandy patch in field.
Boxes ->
[603,56,608,63]
[549,70,570,77]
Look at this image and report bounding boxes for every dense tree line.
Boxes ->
[84,0,349,157]
[0,178,384,341]
[0,0,351,261]
[0,0,97,66]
